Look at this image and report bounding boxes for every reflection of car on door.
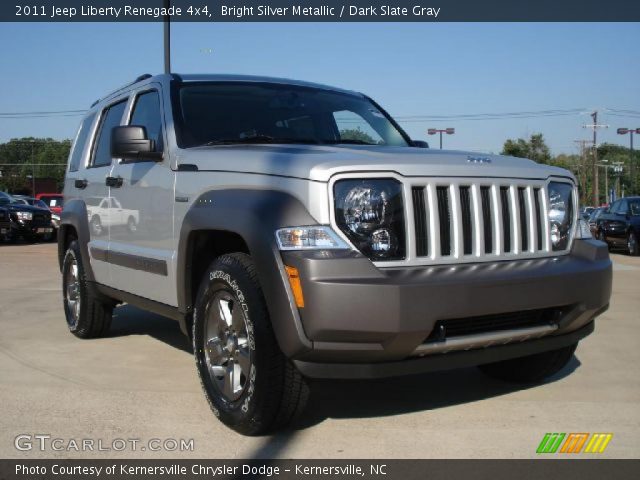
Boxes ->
[596,197,640,255]
[36,193,64,215]
[85,196,140,236]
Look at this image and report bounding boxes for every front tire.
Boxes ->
[193,253,308,435]
[62,240,113,338]
[478,343,577,383]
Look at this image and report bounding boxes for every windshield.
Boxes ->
[172,82,410,148]
[40,196,63,207]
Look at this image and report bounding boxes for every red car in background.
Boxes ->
[36,193,63,215]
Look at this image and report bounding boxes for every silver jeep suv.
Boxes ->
[59,73,612,434]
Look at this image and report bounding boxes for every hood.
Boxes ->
[177,145,572,182]
[5,204,51,214]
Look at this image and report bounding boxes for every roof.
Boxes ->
[93,73,362,108]
[175,73,361,96]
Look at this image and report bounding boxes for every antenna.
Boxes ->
[164,0,171,74]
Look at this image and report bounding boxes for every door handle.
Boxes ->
[74,179,88,189]
[105,176,123,188]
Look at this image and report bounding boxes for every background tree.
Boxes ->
[501,134,639,205]
[501,133,551,164]
[339,128,378,144]
[0,137,71,193]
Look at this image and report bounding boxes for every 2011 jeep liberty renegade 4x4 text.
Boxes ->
[59,73,612,434]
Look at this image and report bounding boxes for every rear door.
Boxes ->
[107,85,176,305]
[79,99,128,284]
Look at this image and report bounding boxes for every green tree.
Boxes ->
[339,128,378,144]
[501,133,551,164]
[0,137,71,193]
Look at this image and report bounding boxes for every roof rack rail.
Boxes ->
[134,73,153,83]
[89,73,154,108]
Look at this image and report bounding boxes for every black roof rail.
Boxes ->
[90,73,154,108]
[134,73,153,83]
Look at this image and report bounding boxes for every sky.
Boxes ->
[0,22,638,154]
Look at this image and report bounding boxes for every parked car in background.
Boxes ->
[36,193,64,215]
[0,205,10,241]
[8,196,60,241]
[580,206,595,220]
[588,207,606,235]
[595,196,640,256]
[0,194,53,242]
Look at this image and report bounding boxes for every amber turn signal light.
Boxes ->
[284,265,305,308]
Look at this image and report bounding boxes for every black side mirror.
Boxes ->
[111,126,163,161]
[412,140,429,148]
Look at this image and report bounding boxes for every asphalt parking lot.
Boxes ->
[0,242,638,459]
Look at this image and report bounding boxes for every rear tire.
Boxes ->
[193,253,308,435]
[62,240,113,338]
[478,343,577,383]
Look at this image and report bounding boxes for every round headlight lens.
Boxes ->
[547,182,574,250]
[334,179,405,260]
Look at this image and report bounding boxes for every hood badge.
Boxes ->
[467,155,492,164]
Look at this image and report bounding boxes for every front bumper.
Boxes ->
[10,220,53,236]
[281,239,611,373]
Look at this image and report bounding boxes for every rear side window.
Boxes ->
[91,100,127,168]
[68,113,96,172]
[130,90,164,151]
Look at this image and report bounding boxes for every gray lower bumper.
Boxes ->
[281,239,611,365]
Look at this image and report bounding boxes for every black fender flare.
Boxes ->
[58,199,94,281]
[177,189,318,358]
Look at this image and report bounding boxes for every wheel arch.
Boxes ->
[177,189,316,357]
[58,199,94,281]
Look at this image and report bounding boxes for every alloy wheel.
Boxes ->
[204,291,252,402]
[64,256,80,328]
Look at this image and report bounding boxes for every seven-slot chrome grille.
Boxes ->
[406,179,552,265]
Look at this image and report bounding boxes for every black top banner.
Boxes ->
[4,0,640,22]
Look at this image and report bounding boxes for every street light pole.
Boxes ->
[583,111,608,205]
[30,139,36,196]
[617,128,640,194]
[597,160,609,203]
[427,128,455,149]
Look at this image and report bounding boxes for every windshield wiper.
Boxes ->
[323,139,378,145]
[198,135,320,146]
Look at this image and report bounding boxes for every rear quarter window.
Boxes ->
[69,113,96,172]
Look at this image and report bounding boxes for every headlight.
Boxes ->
[547,181,575,250]
[276,226,349,250]
[16,211,33,221]
[334,179,405,260]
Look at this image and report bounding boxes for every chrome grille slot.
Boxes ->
[480,186,493,254]
[518,187,529,252]
[405,178,552,266]
[534,188,543,250]
[500,186,512,253]
[459,186,473,255]
[412,186,428,257]
[436,186,452,256]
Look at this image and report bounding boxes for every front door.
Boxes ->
[108,86,176,306]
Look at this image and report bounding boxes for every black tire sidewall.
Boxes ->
[62,240,87,333]
[193,255,277,432]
